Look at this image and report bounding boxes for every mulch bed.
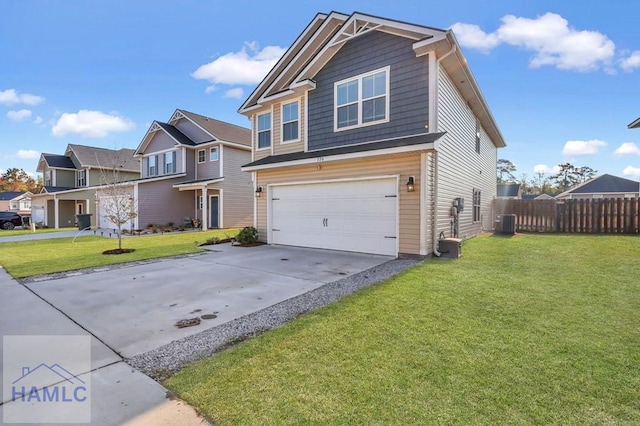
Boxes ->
[102,248,136,255]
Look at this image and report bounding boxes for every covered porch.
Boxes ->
[172,178,224,231]
[31,188,97,229]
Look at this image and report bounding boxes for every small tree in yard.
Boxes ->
[99,165,138,253]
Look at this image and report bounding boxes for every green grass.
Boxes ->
[165,234,640,425]
[0,228,239,278]
[0,227,76,237]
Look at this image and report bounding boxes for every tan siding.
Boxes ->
[252,107,273,161]
[220,146,253,228]
[274,95,306,155]
[436,64,497,239]
[255,153,425,255]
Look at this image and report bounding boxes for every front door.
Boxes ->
[76,202,84,215]
[209,196,219,229]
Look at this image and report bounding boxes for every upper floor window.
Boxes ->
[44,170,52,186]
[210,147,219,161]
[335,67,389,131]
[77,169,86,187]
[198,149,206,163]
[257,113,271,149]
[21,200,31,209]
[10,201,18,210]
[148,155,158,177]
[281,101,299,142]
[164,151,176,174]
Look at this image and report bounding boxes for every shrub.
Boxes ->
[235,226,258,244]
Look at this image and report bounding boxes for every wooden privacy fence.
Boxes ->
[493,198,640,234]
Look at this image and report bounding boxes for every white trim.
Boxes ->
[219,145,224,177]
[280,98,301,144]
[428,51,438,133]
[172,177,224,190]
[218,140,252,151]
[258,89,296,105]
[242,141,437,172]
[333,66,390,132]
[209,194,220,229]
[252,171,258,228]
[419,152,428,255]
[219,188,224,228]
[256,110,273,151]
[209,146,219,162]
[304,92,309,152]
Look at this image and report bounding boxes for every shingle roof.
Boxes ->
[243,132,445,168]
[497,183,521,197]
[43,154,76,169]
[628,116,640,129]
[0,191,25,200]
[178,110,251,146]
[569,174,639,194]
[41,186,77,193]
[67,144,139,172]
[155,122,197,146]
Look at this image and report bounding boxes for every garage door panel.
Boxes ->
[270,178,398,256]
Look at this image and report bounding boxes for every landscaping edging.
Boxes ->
[126,257,420,381]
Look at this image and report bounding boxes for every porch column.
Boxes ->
[54,197,59,229]
[202,187,208,231]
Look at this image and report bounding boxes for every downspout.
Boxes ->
[432,40,457,257]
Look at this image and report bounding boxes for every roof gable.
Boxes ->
[565,174,640,195]
[134,121,196,155]
[0,191,25,201]
[66,144,139,172]
[173,110,250,146]
[497,183,521,197]
[41,154,76,170]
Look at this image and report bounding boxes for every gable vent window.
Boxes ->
[335,66,389,131]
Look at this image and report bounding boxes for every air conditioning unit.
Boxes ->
[499,214,516,235]
[438,238,462,258]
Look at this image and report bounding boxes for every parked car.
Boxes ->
[0,211,23,230]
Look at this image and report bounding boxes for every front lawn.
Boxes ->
[0,227,76,237]
[166,234,640,425]
[0,228,239,278]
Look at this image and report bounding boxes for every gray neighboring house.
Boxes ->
[239,12,505,257]
[31,145,140,228]
[555,174,640,200]
[108,109,253,230]
[496,183,522,199]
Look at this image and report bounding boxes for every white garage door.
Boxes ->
[270,178,398,256]
[98,196,135,231]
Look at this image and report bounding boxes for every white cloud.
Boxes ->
[7,109,32,121]
[34,116,43,124]
[562,139,607,156]
[451,13,615,72]
[192,42,286,87]
[205,85,217,94]
[16,149,40,160]
[622,165,640,179]
[533,164,560,175]
[614,142,640,156]
[223,88,245,99]
[51,110,135,138]
[620,50,640,72]
[450,23,500,53]
[0,89,45,106]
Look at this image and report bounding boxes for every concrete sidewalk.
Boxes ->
[0,266,208,425]
[0,228,120,243]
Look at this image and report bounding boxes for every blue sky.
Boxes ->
[2,0,639,183]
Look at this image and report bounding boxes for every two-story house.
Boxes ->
[240,12,505,257]
[32,145,139,228]
[0,191,33,222]
[114,109,252,230]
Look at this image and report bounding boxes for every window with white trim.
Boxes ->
[10,201,18,210]
[257,113,271,149]
[281,101,299,142]
[197,149,206,163]
[148,155,158,176]
[210,147,219,161]
[335,67,389,130]
[44,170,52,186]
[164,151,176,174]
[473,189,481,222]
[77,169,86,187]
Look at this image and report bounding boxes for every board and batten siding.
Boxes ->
[255,153,426,255]
[436,64,497,238]
[220,146,253,228]
[137,178,195,227]
[307,31,429,151]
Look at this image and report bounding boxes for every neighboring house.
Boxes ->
[555,174,640,200]
[239,12,505,257]
[496,183,522,199]
[0,191,32,217]
[115,109,252,230]
[31,145,140,228]
[628,116,640,129]
[522,193,554,201]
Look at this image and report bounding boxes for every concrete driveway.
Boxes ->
[1,244,392,424]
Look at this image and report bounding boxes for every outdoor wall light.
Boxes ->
[406,176,415,192]
[255,186,263,197]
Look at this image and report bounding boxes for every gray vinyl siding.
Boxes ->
[55,169,76,187]
[137,178,196,227]
[174,118,211,143]
[142,149,183,178]
[307,31,429,150]
[195,146,221,179]
[184,148,196,180]
[436,64,497,239]
[89,169,139,186]
[145,131,176,153]
[220,146,253,228]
